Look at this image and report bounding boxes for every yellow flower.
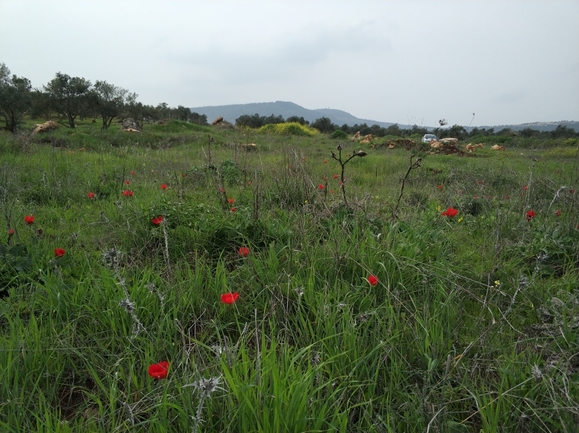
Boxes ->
[494,280,501,286]
[436,205,441,211]
[458,217,463,222]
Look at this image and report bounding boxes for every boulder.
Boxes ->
[211,116,224,126]
[121,118,142,131]
[32,121,59,134]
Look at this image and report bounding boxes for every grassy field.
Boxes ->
[1,119,578,432]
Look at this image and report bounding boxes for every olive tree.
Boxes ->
[92,80,135,129]
[44,72,92,128]
[0,63,32,132]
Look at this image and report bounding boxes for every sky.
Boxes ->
[1,0,578,127]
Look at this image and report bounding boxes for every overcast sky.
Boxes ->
[1,0,578,127]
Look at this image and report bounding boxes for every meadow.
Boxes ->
[1,119,578,432]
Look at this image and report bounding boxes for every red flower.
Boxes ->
[441,207,459,218]
[477,180,482,184]
[367,275,379,286]
[160,184,167,190]
[522,185,528,191]
[221,292,239,304]
[122,190,133,197]
[230,207,236,212]
[24,215,35,224]
[238,246,250,257]
[318,184,324,190]
[555,209,562,217]
[228,198,235,204]
[504,195,510,200]
[569,189,575,194]
[148,361,170,379]
[526,210,536,221]
[130,171,135,175]
[125,180,130,185]
[219,187,225,193]
[323,159,328,164]
[182,173,186,177]
[87,192,95,199]
[8,229,15,236]
[333,174,339,179]
[437,185,443,190]
[151,216,163,226]
[54,248,66,257]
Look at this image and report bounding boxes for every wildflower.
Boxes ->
[333,174,339,179]
[219,187,225,193]
[238,246,250,257]
[441,207,459,218]
[504,195,510,200]
[494,280,501,286]
[54,248,66,257]
[477,180,482,184]
[318,184,324,190]
[151,216,163,226]
[227,198,235,204]
[526,210,536,221]
[182,173,186,177]
[160,184,167,190]
[323,159,327,164]
[437,185,443,190]
[122,190,133,197]
[148,361,170,380]
[125,180,130,185]
[8,228,15,236]
[220,292,239,304]
[523,185,528,191]
[230,207,236,212]
[87,192,95,199]
[458,217,463,222]
[130,171,135,175]
[24,215,35,224]
[555,209,562,217]
[569,189,574,194]
[367,275,379,286]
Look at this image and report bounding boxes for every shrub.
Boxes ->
[258,122,318,136]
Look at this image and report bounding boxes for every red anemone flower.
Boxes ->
[125,180,130,185]
[221,292,239,304]
[122,190,133,197]
[54,248,66,257]
[333,174,339,179]
[555,209,562,217]
[238,246,250,257]
[87,192,95,199]
[8,229,15,236]
[522,185,528,191]
[367,275,379,286]
[228,198,235,204]
[130,171,135,175]
[160,184,167,190]
[437,185,443,190]
[441,207,459,218]
[151,216,163,226]
[526,210,536,221]
[148,361,170,379]
[230,207,236,212]
[318,184,324,190]
[24,215,35,224]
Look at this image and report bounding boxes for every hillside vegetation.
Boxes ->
[1,118,578,432]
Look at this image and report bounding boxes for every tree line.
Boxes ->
[0,63,208,132]
[237,113,578,139]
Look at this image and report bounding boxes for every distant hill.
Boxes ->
[190,101,400,129]
[190,101,579,132]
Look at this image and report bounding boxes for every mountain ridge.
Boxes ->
[189,101,579,132]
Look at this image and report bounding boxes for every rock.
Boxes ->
[121,118,142,131]
[211,116,224,126]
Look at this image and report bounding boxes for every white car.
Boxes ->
[422,134,438,143]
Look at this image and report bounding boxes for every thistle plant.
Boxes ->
[330,144,367,206]
[184,376,222,433]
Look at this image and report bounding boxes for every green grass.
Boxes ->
[1,120,578,432]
